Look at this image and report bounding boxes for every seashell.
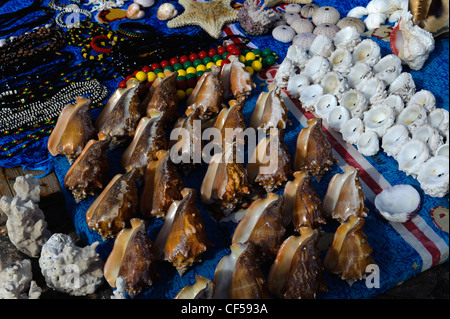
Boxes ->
[300,3,319,18]
[309,34,335,58]
[290,18,314,34]
[292,32,316,51]
[381,124,410,158]
[347,6,369,19]
[157,3,178,21]
[339,89,368,119]
[382,94,404,116]
[388,9,402,23]
[375,184,421,222]
[407,90,436,114]
[436,143,449,157]
[268,228,328,299]
[294,118,337,181]
[373,54,402,85]
[140,150,184,218]
[47,97,96,162]
[346,61,373,88]
[287,74,310,99]
[341,117,365,145]
[64,137,110,203]
[302,55,331,83]
[213,99,247,148]
[285,44,310,69]
[134,0,155,8]
[274,57,295,88]
[231,193,286,259]
[328,47,353,74]
[312,6,340,25]
[249,85,289,131]
[366,0,394,15]
[412,124,444,155]
[272,25,296,43]
[285,3,302,14]
[428,108,449,138]
[387,72,416,103]
[200,144,251,221]
[356,76,387,105]
[299,84,324,112]
[213,242,270,299]
[186,65,224,121]
[283,171,326,230]
[333,26,362,52]
[247,130,292,192]
[314,94,338,119]
[417,155,449,198]
[336,17,366,34]
[313,23,340,39]
[326,105,350,132]
[364,12,387,30]
[153,188,212,276]
[323,215,375,286]
[390,11,435,71]
[409,0,449,37]
[126,3,145,20]
[357,131,380,156]
[86,169,140,240]
[363,104,395,137]
[220,55,255,102]
[397,104,428,132]
[397,138,430,177]
[284,12,301,25]
[322,165,368,221]
[121,111,168,174]
[352,39,381,67]
[104,218,157,297]
[319,71,348,100]
[175,275,214,299]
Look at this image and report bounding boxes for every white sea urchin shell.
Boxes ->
[312,6,340,25]
[290,18,314,34]
[272,25,296,43]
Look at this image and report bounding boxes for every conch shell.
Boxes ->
[283,171,326,231]
[409,0,449,37]
[231,193,286,260]
[47,97,96,162]
[213,242,270,299]
[323,215,376,285]
[322,166,368,221]
[140,150,184,218]
[104,218,157,297]
[153,188,212,276]
[213,99,247,147]
[220,55,255,102]
[268,228,328,299]
[86,169,140,240]
[63,136,110,203]
[174,275,214,299]
[294,118,337,182]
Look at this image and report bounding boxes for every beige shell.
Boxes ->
[312,6,340,25]
[300,3,319,18]
[127,3,145,20]
[336,17,365,34]
[290,18,314,34]
[157,3,178,21]
[272,25,296,43]
[313,23,340,39]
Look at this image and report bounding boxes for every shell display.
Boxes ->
[285,43,310,69]
[436,143,449,157]
[417,155,449,198]
[274,57,296,88]
[341,117,364,145]
[212,99,247,148]
[352,39,381,67]
[302,55,331,83]
[268,228,327,299]
[140,150,184,218]
[287,74,310,99]
[153,188,212,276]
[85,169,140,239]
[300,3,319,18]
[285,3,302,14]
[283,171,326,231]
[213,242,270,299]
[290,18,314,34]
[47,97,96,162]
[220,55,255,102]
[357,131,380,156]
[382,94,404,116]
[373,54,402,85]
[328,47,353,74]
[388,72,416,103]
[175,275,214,299]
[347,6,369,19]
[157,2,178,21]
[231,193,286,259]
[294,118,337,182]
[299,84,324,112]
[134,0,155,8]
[322,166,368,221]
[323,215,375,286]
[312,6,340,25]
[272,25,296,43]
[64,137,110,203]
[363,104,395,137]
[104,218,157,297]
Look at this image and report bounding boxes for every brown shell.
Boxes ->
[323,215,375,285]
[103,218,157,297]
[294,117,337,182]
[140,150,184,218]
[409,0,449,36]
[213,99,247,146]
[283,170,326,231]
[86,169,139,239]
[268,228,328,299]
[47,97,96,161]
[153,188,212,276]
[63,136,110,203]
[220,55,255,101]
[174,275,214,299]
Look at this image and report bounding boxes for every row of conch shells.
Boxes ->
[279,28,448,197]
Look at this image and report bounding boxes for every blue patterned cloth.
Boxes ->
[2,0,449,299]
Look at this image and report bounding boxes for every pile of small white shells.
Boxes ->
[347,0,406,30]
[272,3,365,47]
[276,26,449,198]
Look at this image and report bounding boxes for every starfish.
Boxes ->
[167,0,238,39]
[263,0,312,7]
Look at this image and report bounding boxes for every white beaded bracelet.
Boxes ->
[55,4,93,29]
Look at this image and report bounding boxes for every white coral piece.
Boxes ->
[39,233,104,296]
[111,276,127,299]
[0,259,41,299]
